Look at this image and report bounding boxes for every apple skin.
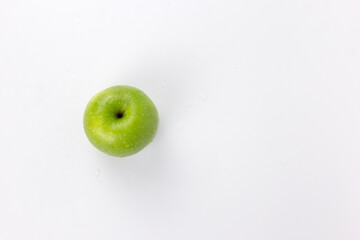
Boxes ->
[83,85,159,157]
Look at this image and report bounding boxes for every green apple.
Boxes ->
[83,85,159,157]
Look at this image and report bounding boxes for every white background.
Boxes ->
[0,0,359,239]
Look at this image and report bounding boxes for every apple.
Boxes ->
[83,85,159,157]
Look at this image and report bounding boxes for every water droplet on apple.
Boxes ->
[92,169,100,177]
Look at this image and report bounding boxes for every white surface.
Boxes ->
[0,0,359,239]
